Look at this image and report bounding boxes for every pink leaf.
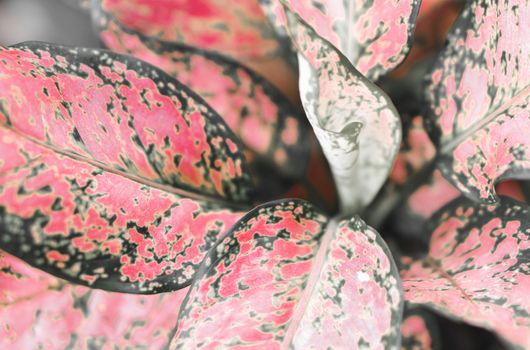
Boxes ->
[0,43,252,202]
[426,0,530,203]
[90,5,321,200]
[401,196,530,349]
[0,43,249,292]
[93,0,299,103]
[0,252,188,349]
[260,0,421,80]
[171,200,403,349]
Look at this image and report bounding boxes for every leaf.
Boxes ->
[425,0,530,203]
[171,200,403,349]
[91,0,299,103]
[260,0,422,80]
[0,126,244,293]
[0,42,252,203]
[400,196,530,349]
[91,9,312,194]
[0,251,188,349]
[0,43,250,293]
[284,9,402,214]
[389,0,462,78]
[401,307,439,350]
[381,115,526,241]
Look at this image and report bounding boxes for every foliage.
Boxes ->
[1,0,529,349]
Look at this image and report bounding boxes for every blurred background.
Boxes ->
[0,0,99,47]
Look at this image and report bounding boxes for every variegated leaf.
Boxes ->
[91,9,312,195]
[284,9,401,214]
[382,116,527,241]
[260,0,421,80]
[92,0,299,103]
[401,196,530,349]
[425,0,530,203]
[0,126,244,293]
[171,200,403,349]
[0,43,249,293]
[0,252,188,349]
[0,42,252,202]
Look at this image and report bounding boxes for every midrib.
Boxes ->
[280,218,339,349]
[440,85,530,154]
[0,125,246,209]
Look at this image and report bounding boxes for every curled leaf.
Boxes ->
[172,200,403,349]
[260,0,422,80]
[425,0,530,203]
[401,196,530,349]
[284,9,401,214]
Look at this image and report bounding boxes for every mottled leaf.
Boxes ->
[0,251,188,349]
[284,9,401,214]
[0,42,252,202]
[92,0,299,103]
[0,126,244,293]
[91,9,312,194]
[401,196,530,349]
[0,43,249,293]
[260,0,421,80]
[172,200,403,349]
[425,0,530,203]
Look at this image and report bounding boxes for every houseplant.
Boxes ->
[0,0,529,348]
